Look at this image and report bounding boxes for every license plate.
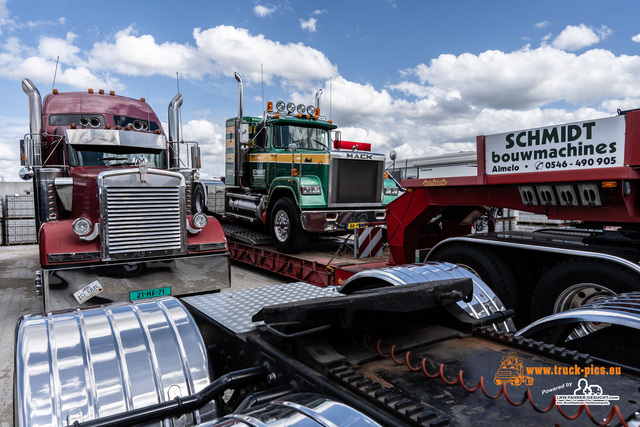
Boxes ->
[73,280,103,304]
[347,222,366,230]
[129,287,171,301]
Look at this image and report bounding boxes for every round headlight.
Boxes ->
[194,171,201,180]
[276,101,286,112]
[72,217,92,236]
[287,102,296,113]
[297,104,306,115]
[307,105,315,115]
[192,212,208,229]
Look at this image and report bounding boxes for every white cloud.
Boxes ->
[300,17,317,33]
[551,24,606,51]
[0,0,8,20]
[38,32,80,64]
[535,21,550,29]
[633,34,640,43]
[1,19,638,178]
[313,9,328,16]
[254,4,276,18]
[405,45,640,110]
[89,26,209,79]
[193,26,338,89]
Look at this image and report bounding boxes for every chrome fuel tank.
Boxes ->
[14,297,217,426]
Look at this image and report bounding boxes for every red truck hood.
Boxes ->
[69,166,135,221]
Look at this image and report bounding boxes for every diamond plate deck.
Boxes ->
[182,282,341,333]
[223,223,273,245]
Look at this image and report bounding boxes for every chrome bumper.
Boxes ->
[40,252,230,312]
[301,209,386,232]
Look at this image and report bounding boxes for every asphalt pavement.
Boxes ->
[0,244,291,426]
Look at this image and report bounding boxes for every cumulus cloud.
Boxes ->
[633,34,640,43]
[1,18,638,178]
[404,45,640,111]
[193,26,337,89]
[300,17,317,33]
[254,4,276,18]
[89,26,209,79]
[0,0,8,20]
[551,24,610,51]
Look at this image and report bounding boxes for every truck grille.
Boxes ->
[330,158,383,205]
[100,171,186,260]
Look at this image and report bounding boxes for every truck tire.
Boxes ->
[429,243,519,312]
[270,197,309,253]
[193,184,205,214]
[531,259,640,320]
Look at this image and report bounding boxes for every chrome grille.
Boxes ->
[100,170,186,260]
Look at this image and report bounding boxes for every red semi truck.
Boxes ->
[19,79,230,311]
[385,109,640,324]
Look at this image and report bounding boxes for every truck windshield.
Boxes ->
[273,125,331,151]
[66,144,167,168]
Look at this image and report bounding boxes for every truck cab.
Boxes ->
[210,73,398,253]
[19,79,230,312]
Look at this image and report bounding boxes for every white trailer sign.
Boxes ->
[485,115,626,175]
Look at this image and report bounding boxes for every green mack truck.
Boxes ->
[205,73,398,253]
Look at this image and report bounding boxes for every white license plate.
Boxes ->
[73,280,103,304]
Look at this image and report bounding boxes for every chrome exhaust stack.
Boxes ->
[235,72,244,121]
[168,93,183,169]
[234,72,249,188]
[168,93,183,142]
[21,78,42,167]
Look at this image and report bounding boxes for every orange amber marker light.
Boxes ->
[52,89,58,94]
[110,91,115,96]
[384,172,390,179]
[602,181,617,188]
[292,168,299,176]
[99,89,104,94]
[140,97,146,102]
[267,101,273,112]
[88,88,93,93]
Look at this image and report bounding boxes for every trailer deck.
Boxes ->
[223,224,391,287]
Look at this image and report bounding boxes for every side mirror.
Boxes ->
[190,145,201,169]
[239,122,249,144]
[389,150,397,161]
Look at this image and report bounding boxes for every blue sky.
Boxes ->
[1,0,640,180]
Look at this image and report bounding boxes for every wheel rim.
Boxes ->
[553,283,616,312]
[273,210,290,242]
[554,283,616,339]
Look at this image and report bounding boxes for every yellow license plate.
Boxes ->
[347,222,366,230]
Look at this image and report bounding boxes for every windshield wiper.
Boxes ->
[313,139,328,150]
